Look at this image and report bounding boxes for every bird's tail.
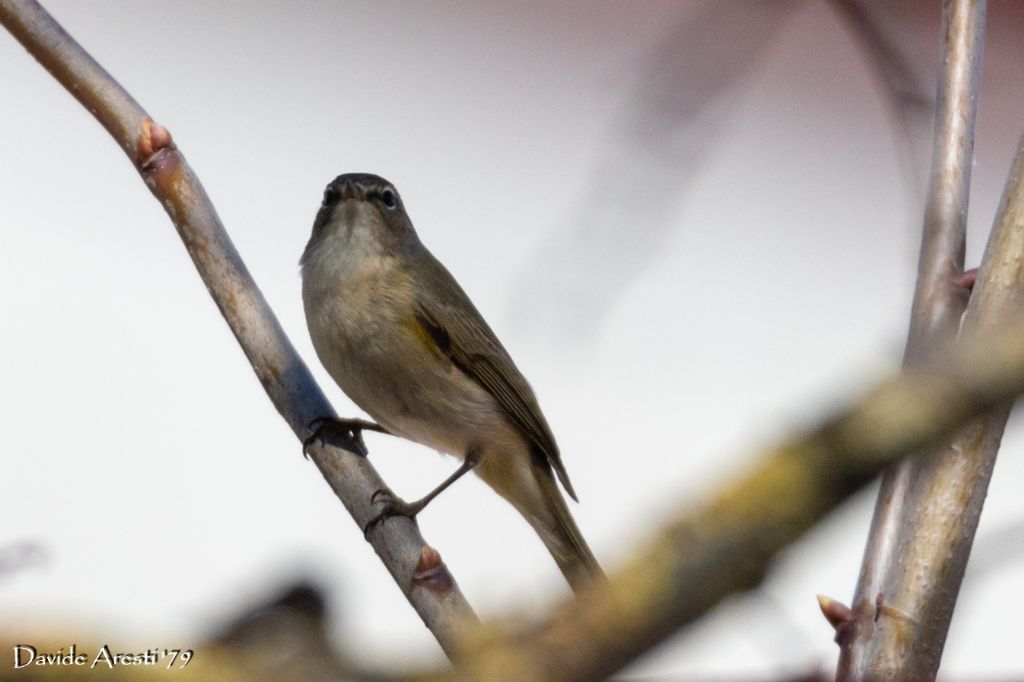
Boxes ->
[527,466,605,594]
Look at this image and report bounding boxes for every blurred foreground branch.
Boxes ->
[0,0,476,657]
[416,310,1024,680]
[840,2,994,679]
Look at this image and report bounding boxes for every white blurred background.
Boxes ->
[2,1,1023,678]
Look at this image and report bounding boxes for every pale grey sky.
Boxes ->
[2,1,1023,677]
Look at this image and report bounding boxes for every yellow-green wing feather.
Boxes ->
[413,299,578,502]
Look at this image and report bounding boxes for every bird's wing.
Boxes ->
[413,298,578,502]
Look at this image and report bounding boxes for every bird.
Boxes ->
[299,173,603,593]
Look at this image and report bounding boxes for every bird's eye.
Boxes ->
[321,186,338,208]
[381,188,397,209]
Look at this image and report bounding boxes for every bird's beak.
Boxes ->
[338,179,361,201]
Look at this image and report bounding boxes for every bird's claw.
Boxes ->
[363,490,423,538]
[302,417,370,459]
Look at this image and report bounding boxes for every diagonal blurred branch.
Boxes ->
[838,2,993,679]
[830,1,933,124]
[508,0,799,344]
[412,303,1024,682]
[0,0,477,657]
[829,0,936,202]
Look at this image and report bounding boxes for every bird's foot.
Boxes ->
[302,416,388,459]
[363,490,428,538]
[361,455,479,537]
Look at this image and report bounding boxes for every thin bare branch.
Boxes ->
[0,0,476,657]
[906,0,984,364]
[839,2,992,679]
[407,305,1024,682]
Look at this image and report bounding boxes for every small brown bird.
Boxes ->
[300,173,603,592]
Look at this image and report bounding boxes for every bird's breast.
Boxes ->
[303,253,507,458]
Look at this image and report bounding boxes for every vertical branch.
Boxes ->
[838,1,988,678]
[845,139,1024,679]
[0,0,477,657]
[905,0,984,366]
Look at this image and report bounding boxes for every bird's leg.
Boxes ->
[302,416,390,459]
[363,449,481,537]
